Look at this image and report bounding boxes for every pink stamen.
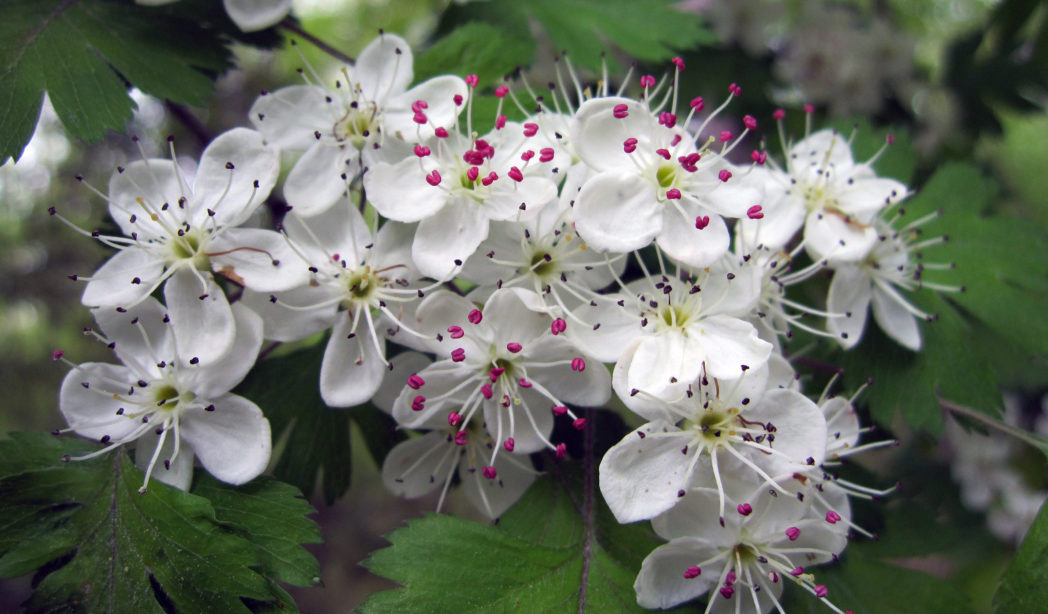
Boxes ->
[508,166,524,182]
[453,94,463,106]
[743,115,757,130]
[623,138,638,153]
[573,418,586,430]
[804,103,815,114]
[750,150,767,165]
[666,189,681,200]
[815,585,828,598]
[886,133,895,145]
[772,108,785,120]
[728,82,742,96]
[719,586,734,599]
[52,350,64,361]
[658,112,677,128]
[411,100,428,113]
[494,85,509,98]
[551,318,567,335]
[639,75,656,89]
[412,112,428,125]
[465,74,479,88]
[523,123,539,137]
[555,443,567,459]
[737,503,752,516]
[613,104,629,119]
[747,205,763,219]
[507,342,523,353]
[785,527,801,541]
[655,148,671,160]
[719,130,733,142]
[518,377,532,388]
[718,169,732,182]
[521,150,535,161]
[411,395,425,411]
[435,127,449,138]
[481,383,493,399]
[467,166,480,182]
[407,374,425,389]
[426,170,442,186]
[694,215,710,230]
[539,148,555,163]
[448,412,463,427]
[503,438,515,452]
[489,367,505,381]
[790,566,804,576]
[448,325,464,339]
[690,96,704,110]
[455,430,468,445]
[451,348,466,362]
[495,114,506,130]
[683,566,701,579]
[571,357,586,371]
[825,510,842,524]
[468,309,483,324]
[672,57,685,71]
[552,405,568,416]
[414,145,431,157]
[481,172,498,186]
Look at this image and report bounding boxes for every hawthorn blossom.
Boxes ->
[827,216,955,350]
[600,365,826,523]
[242,201,434,407]
[570,81,762,267]
[250,32,468,216]
[635,486,850,612]
[56,298,270,492]
[392,288,610,464]
[55,128,302,366]
[365,118,559,280]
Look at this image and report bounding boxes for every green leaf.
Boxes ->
[995,500,1048,611]
[360,463,691,613]
[415,22,535,87]
[440,0,714,71]
[234,341,403,504]
[0,0,235,164]
[0,432,316,613]
[191,474,322,588]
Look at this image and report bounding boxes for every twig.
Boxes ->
[941,399,1048,452]
[163,101,212,149]
[279,18,355,65]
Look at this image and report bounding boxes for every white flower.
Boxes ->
[600,365,827,523]
[365,122,559,280]
[57,298,270,492]
[242,201,433,407]
[570,90,760,268]
[392,288,610,461]
[136,0,292,32]
[58,128,301,366]
[250,32,468,216]
[634,486,850,612]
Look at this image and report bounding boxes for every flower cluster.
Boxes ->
[51,32,954,612]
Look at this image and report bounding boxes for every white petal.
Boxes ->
[746,389,828,474]
[385,76,468,139]
[392,364,473,429]
[598,421,693,523]
[223,0,291,32]
[240,286,337,342]
[135,429,195,492]
[412,202,489,281]
[525,338,611,407]
[183,303,263,398]
[192,128,279,226]
[789,130,853,168]
[285,204,373,266]
[460,448,537,519]
[482,387,555,454]
[634,538,721,610]
[210,228,309,292]
[107,159,187,239]
[656,204,729,268]
[836,177,907,217]
[804,210,878,263]
[364,157,446,222]
[81,248,165,308]
[59,363,141,441]
[180,393,271,485]
[93,297,172,379]
[319,314,387,407]
[574,172,661,253]
[566,298,642,363]
[283,142,353,217]
[689,315,773,380]
[165,268,235,367]
[483,177,557,222]
[613,337,680,422]
[372,352,432,414]
[249,85,332,151]
[572,97,655,171]
[871,282,921,350]
[355,32,413,103]
[483,288,552,345]
[826,266,872,349]
[624,334,689,401]
[381,432,457,498]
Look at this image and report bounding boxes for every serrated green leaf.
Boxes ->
[234,342,404,504]
[0,0,234,164]
[191,474,322,588]
[0,432,293,613]
[995,500,1048,611]
[415,22,535,87]
[361,454,700,613]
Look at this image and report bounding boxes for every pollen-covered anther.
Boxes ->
[718,170,732,182]
[737,503,753,516]
[506,342,523,353]
[494,85,509,98]
[447,325,464,339]
[719,131,733,142]
[518,377,532,388]
[465,74,479,88]
[785,526,801,541]
[571,357,586,372]
[508,166,524,182]
[573,418,587,430]
[747,205,764,219]
[695,215,710,230]
[451,348,466,362]
[468,309,483,324]
[426,170,442,186]
[613,104,629,119]
[539,148,555,163]
[552,405,568,416]
[825,510,842,524]
[551,318,567,335]
[743,115,757,130]
[523,123,539,137]
[407,374,425,389]
[666,189,682,200]
[414,145,431,157]
[555,443,567,459]
[683,566,701,579]
[639,75,656,89]
[411,395,426,411]
[448,411,463,427]
[623,138,639,154]
[482,465,497,479]
[454,430,468,445]
[729,82,742,96]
